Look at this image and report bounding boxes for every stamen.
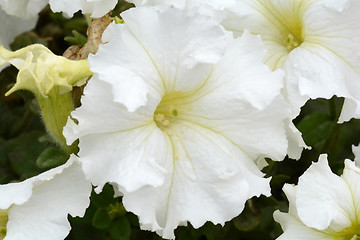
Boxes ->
[154,92,183,129]
[283,33,300,51]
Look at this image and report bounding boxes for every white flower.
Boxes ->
[0,0,48,19]
[49,0,118,18]
[64,7,290,239]
[274,153,360,239]
[0,8,36,52]
[220,0,360,123]
[0,155,92,240]
[125,1,308,159]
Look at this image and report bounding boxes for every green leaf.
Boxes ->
[92,184,117,208]
[109,216,131,240]
[198,222,215,240]
[270,174,290,187]
[10,32,48,51]
[36,147,69,169]
[297,111,333,151]
[127,213,139,227]
[64,30,87,46]
[0,138,16,184]
[233,201,261,231]
[0,138,6,165]
[0,98,23,139]
[107,202,126,220]
[92,208,111,230]
[6,131,49,179]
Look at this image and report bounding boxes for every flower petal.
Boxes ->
[341,159,360,222]
[0,44,92,98]
[69,79,169,192]
[285,43,358,102]
[122,121,271,239]
[49,0,118,18]
[0,0,48,19]
[63,75,157,145]
[2,156,91,240]
[296,155,353,231]
[78,124,169,193]
[0,8,37,49]
[89,7,229,111]
[177,31,289,160]
[274,184,336,240]
[352,144,360,167]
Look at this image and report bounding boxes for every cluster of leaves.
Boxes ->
[1,1,360,240]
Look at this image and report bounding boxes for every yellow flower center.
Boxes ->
[328,223,360,240]
[249,0,311,69]
[0,209,8,240]
[283,33,302,51]
[256,0,306,51]
[154,91,188,130]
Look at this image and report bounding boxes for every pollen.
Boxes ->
[283,33,301,51]
[154,95,183,129]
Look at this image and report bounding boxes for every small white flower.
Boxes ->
[49,0,118,18]
[0,155,92,240]
[0,0,48,19]
[221,0,360,123]
[274,153,360,239]
[65,7,291,239]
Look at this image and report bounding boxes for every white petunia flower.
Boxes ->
[49,0,118,18]
[0,155,92,240]
[127,0,307,159]
[0,0,48,19]
[64,7,290,239]
[220,0,360,123]
[274,153,360,239]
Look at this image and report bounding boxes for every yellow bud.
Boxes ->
[0,44,92,98]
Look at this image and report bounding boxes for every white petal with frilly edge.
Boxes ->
[0,155,91,240]
[65,7,291,239]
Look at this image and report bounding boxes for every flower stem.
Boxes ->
[37,88,77,154]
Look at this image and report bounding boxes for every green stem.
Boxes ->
[37,88,77,154]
